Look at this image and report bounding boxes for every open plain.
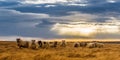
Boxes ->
[0,41,120,60]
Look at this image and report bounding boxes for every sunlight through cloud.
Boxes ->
[51,22,120,37]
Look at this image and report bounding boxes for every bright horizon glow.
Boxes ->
[51,22,120,37]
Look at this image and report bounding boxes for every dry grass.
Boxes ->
[0,41,120,60]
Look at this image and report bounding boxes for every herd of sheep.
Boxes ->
[16,38,104,49]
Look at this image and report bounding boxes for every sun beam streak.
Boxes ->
[51,22,120,37]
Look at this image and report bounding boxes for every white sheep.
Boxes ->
[79,42,87,47]
[60,40,66,47]
[42,41,50,48]
[95,43,104,48]
[86,42,104,48]
[74,42,80,47]
[86,42,96,48]
[30,40,39,49]
[16,38,30,48]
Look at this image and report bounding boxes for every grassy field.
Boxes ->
[0,41,120,60]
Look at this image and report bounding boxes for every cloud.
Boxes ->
[36,19,56,28]
[0,9,50,22]
[20,0,87,4]
[0,8,120,39]
[20,0,57,4]
[0,0,21,8]
[51,23,96,37]
[9,1,120,17]
[57,11,98,22]
[20,0,119,5]
[49,12,120,38]
[66,3,88,6]
[107,0,116,3]
[1,0,120,40]
[44,5,56,8]
[51,21,120,38]
[0,9,56,38]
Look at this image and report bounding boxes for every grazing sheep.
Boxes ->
[43,41,49,48]
[95,42,104,48]
[38,40,43,48]
[25,41,31,48]
[51,41,58,48]
[87,42,104,48]
[31,40,39,49]
[60,40,66,47]
[86,43,96,48]
[74,42,80,47]
[16,38,30,48]
[80,42,87,47]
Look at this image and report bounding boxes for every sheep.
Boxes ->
[79,42,87,47]
[16,38,30,48]
[30,40,39,49]
[86,42,104,48]
[60,40,66,47]
[95,42,104,48]
[74,42,80,47]
[50,41,58,48]
[86,42,96,48]
[42,41,49,48]
[38,40,43,48]
[25,41,31,48]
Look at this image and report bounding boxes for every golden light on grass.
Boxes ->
[0,41,120,60]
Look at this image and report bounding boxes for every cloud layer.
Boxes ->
[0,0,120,40]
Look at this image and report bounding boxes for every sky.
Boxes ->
[0,0,120,40]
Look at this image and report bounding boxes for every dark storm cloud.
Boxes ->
[36,19,55,28]
[1,0,120,17]
[0,1,19,6]
[0,9,80,39]
[0,9,58,38]
[2,0,119,17]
